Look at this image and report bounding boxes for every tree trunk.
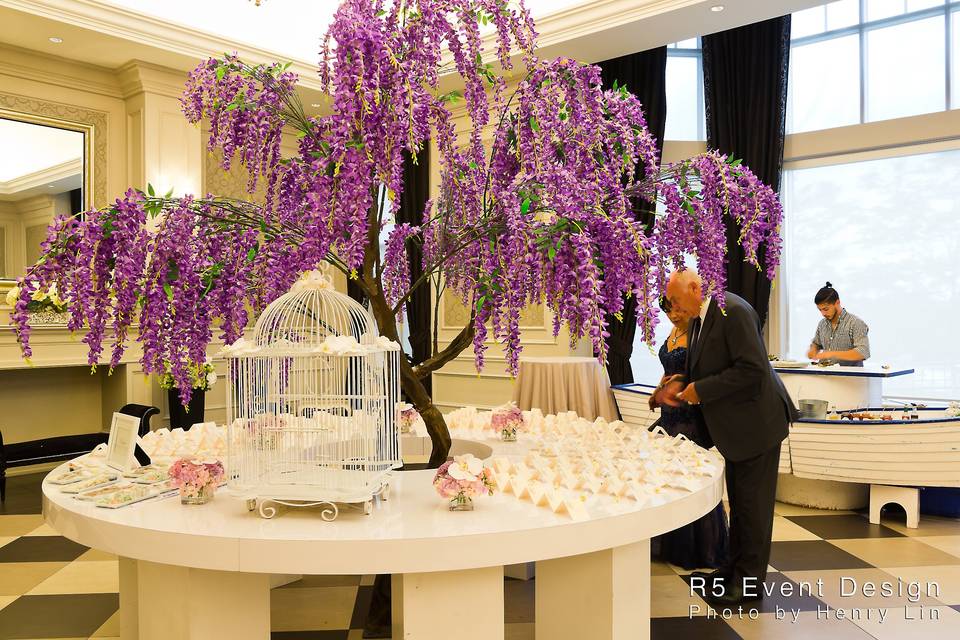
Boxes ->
[365,281,452,468]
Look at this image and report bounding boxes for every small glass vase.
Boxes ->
[448,492,474,511]
[500,426,518,442]
[180,484,215,505]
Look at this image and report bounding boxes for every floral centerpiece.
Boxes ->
[6,283,68,324]
[168,457,224,504]
[491,402,525,442]
[947,401,960,418]
[397,403,420,434]
[159,357,217,429]
[433,454,494,511]
[158,357,218,394]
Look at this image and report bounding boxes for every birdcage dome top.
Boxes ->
[219,269,401,357]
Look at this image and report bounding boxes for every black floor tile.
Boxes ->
[652,615,742,639]
[271,632,349,640]
[349,584,374,630]
[769,540,872,572]
[785,514,904,539]
[504,577,535,623]
[0,535,88,563]
[0,472,44,515]
[0,593,118,638]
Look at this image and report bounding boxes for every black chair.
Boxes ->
[0,403,159,502]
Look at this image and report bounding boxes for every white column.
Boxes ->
[137,560,271,640]
[535,539,651,640]
[393,565,504,640]
[118,557,139,640]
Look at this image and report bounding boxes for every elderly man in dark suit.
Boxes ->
[663,269,797,607]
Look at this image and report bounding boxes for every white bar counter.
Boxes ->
[773,364,914,411]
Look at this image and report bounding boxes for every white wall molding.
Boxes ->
[0,43,123,99]
[0,157,81,195]
[0,0,324,91]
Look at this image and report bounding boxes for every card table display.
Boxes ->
[43,408,722,640]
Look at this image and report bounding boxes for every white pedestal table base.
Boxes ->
[125,559,271,640]
[392,565,505,640]
[535,539,651,640]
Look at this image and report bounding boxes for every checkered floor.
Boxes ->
[3,472,960,639]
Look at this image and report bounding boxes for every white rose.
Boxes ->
[447,454,484,482]
[206,371,218,388]
[5,286,19,307]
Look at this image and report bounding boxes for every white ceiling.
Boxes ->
[0,119,83,182]
[99,0,589,65]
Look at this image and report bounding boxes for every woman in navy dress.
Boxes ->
[650,296,730,570]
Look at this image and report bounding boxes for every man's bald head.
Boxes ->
[666,269,704,318]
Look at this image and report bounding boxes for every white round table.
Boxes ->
[43,441,722,640]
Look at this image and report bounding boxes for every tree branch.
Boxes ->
[413,317,475,380]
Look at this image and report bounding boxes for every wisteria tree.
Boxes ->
[11,0,783,467]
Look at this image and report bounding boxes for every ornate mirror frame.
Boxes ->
[0,93,107,290]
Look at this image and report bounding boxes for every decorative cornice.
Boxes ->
[116,60,190,100]
[0,0,324,90]
[0,43,123,99]
[0,157,81,194]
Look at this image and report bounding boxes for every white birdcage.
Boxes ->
[223,269,402,520]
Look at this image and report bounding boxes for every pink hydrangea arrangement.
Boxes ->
[491,402,525,441]
[168,457,225,504]
[433,454,494,510]
[397,403,420,434]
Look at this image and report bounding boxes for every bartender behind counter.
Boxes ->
[806,282,870,366]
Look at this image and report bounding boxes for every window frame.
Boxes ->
[790,1,960,131]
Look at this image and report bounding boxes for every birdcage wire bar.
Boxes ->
[224,275,402,519]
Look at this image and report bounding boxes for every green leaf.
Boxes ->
[521,198,531,215]
[475,295,487,313]
[164,187,174,199]
[163,283,173,302]
[529,116,539,132]
[246,246,258,262]
[547,246,556,260]
[215,65,226,81]
[147,183,155,197]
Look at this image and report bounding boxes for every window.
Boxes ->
[865,17,945,121]
[664,39,706,141]
[781,145,960,400]
[788,1,960,133]
[788,35,861,132]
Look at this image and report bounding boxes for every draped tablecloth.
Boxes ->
[511,356,619,422]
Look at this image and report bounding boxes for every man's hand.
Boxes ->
[813,350,833,361]
[807,344,820,359]
[677,382,700,405]
[655,374,687,408]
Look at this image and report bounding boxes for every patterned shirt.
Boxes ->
[811,309,870,366]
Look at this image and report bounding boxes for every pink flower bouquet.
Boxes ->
[491,402,525,441]
[433,454,494,510]
[168,457,225,504]
[397,403,420,434]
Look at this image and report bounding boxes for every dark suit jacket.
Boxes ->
[685,292,798,462]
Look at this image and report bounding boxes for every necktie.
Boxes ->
[689,317,702,362]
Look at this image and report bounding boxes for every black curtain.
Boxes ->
[702,16,791,327]
[348,149,432,392]
[395,147,432,394]
[597,47,668,385]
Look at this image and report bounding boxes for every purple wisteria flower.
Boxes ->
[11,0,783,408]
